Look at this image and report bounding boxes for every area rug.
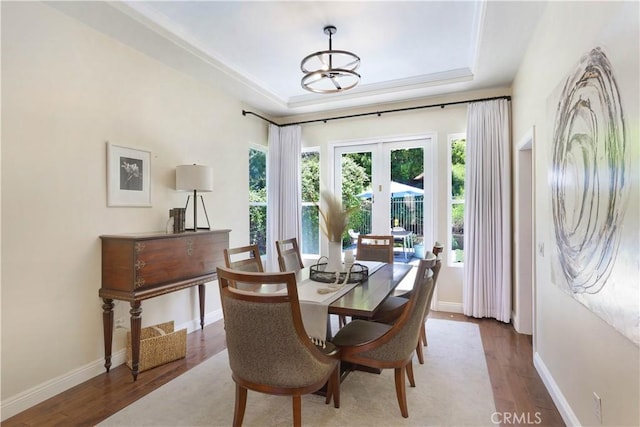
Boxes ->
[99,319,496,426]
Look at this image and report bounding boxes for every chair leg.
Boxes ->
[415,339,424,364]
[233,383,247,427]
[292,395,302,427]
[333,364,341,408]
[324,377,332,405]
[324,364,340,408]
[421,321,427,347]
[339,315,347,328]
[406,359,416,387]
[394,366,409,418]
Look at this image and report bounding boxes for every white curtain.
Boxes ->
[266,124,302,271]
[463,99,512,323]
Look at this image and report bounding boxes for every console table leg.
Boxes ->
[101,299,114,372]
[129,302,142,381]
[198,284,205,330]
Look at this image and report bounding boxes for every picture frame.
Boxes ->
[107,142,151,207]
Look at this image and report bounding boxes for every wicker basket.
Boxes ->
[126,321,187,372]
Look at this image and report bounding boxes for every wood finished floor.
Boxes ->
[2,312,564,427]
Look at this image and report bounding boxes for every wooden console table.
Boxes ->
[99,229,229,380]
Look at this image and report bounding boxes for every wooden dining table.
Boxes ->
[237,261,414,341]
[324,262,413,319]
[299,261,414,382]
[290,261,413,341]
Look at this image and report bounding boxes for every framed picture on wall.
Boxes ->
[107,142,151,207]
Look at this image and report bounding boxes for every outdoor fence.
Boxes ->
[350,196,424,237]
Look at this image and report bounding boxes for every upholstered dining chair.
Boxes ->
[224,244,264,272]
[370,247,442,364]
[355,234,394,264]
[331,258,434,418]
[216,266,340,427]
[275,237,305,272]
[223,244,265,292]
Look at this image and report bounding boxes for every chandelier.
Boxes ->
[300,26,361,94]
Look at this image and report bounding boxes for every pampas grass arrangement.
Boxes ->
[318,190,357,243]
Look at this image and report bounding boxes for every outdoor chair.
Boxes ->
[217,266,340,427]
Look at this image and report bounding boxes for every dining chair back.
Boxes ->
[275,237,305,272]
[224,244,264,272]
[370,246,443,363]
[217,266,340,427]
[331,258,434,418]
[418,254,442,351]
[355,234,394,264]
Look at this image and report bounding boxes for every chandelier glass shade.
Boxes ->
[301,26,361,94]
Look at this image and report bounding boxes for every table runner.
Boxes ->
[295,261,385,344]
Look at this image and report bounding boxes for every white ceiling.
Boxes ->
[48,1,547,118]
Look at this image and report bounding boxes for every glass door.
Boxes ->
[334,137,433,252]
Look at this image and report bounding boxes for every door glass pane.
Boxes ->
[342,151,371,247]
[389,147,424,236]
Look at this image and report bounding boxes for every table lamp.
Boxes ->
[175,164,213,231]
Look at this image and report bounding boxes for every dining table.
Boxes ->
[292,261,414,343]
[238,261,413,343]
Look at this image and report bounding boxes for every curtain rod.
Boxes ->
[242,95,511,127]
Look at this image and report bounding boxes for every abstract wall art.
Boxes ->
[548,44,639,346]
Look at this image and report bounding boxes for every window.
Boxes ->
[249,146,267,255]
[301,149,320,255]
[449,134,466,265]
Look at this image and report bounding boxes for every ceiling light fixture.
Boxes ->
[301,25,361,94]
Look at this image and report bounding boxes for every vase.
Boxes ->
[326,241,343,272]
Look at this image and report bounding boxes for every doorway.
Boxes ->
[514,128,534,336]
[332,135,436,250]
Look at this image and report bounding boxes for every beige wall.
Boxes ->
[512,1,639,425]
[1,2,266,416]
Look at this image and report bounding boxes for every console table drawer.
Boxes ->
[133,234,223,289]
[101,230,229,293]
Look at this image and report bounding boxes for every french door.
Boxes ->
[333,135,435,243]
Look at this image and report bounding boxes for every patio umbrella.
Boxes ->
[358,181,424,199]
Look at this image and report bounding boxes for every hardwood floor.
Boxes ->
[3,312,564,427]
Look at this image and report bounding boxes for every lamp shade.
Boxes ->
[175,164,213,192]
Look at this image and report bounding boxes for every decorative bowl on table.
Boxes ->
[309,260,368,284]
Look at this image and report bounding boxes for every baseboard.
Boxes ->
[533,352,581,426]
[0,309,224,421]
[435,301,464,313]
[0,348,126,421]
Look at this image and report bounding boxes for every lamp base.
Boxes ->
[184,194,211,231]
